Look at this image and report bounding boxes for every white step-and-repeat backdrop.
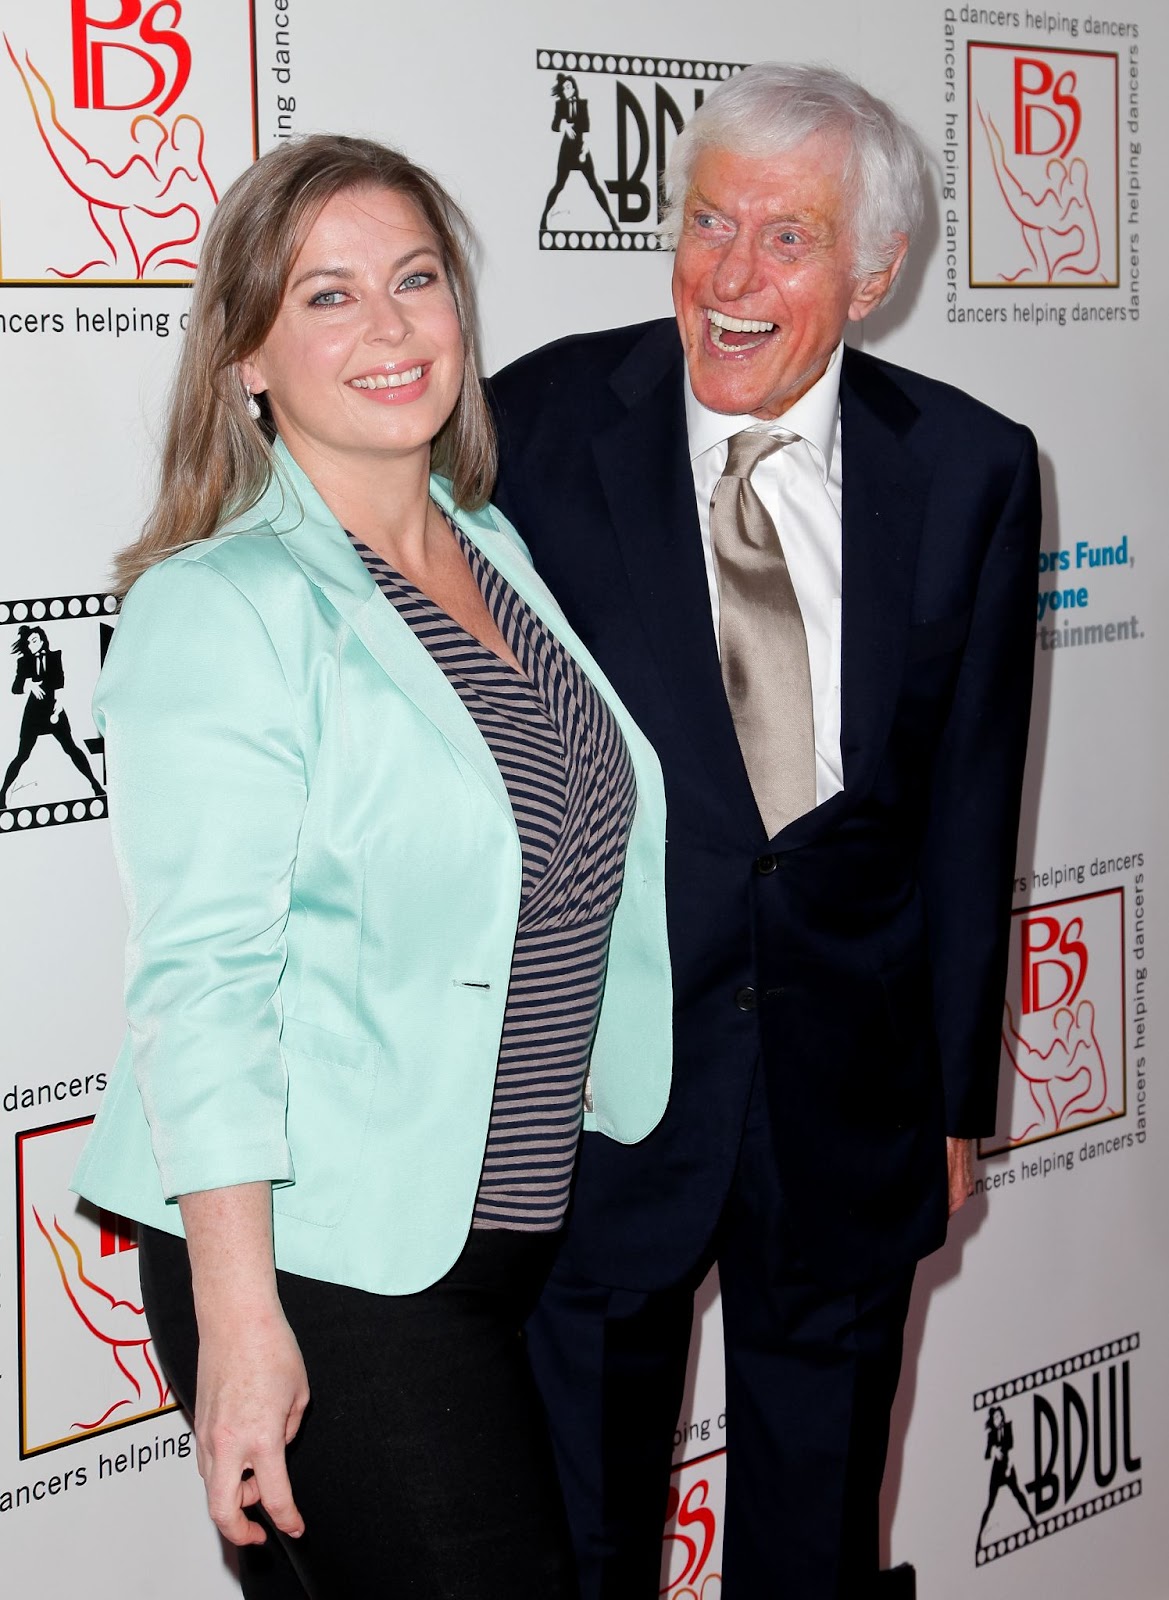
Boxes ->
[0,2,1164,1595]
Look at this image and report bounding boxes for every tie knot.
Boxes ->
[723,429,793,481]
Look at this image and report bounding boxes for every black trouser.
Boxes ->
[140,1226,579,1599]
[525,1066,916,1599]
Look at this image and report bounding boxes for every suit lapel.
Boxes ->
[591,323,765,840]
[835,346,930,800]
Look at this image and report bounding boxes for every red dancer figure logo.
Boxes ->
[0,3,258,287]
[17,1118,176,1456]
[33,1207,170,1431]
[4,34,216,280]
[976,103,1102,284]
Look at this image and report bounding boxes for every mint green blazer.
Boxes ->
[72,442,671,1295]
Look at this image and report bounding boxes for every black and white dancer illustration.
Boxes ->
[539,73,620,234]
[978,1405,1039,1546]
[1,626,105,808]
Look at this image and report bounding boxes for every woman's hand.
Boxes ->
[177,1181,309,1547]
[194,1303,310,1546]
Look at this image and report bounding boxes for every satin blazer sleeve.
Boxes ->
[96,554,308,1198]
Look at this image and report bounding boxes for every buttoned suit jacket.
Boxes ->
[488,319,1041,1290]
[72,441,671,1296]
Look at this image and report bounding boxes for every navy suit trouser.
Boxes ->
[527,1065,915,1600]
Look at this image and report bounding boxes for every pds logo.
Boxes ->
[661,1448,723,1598]
[968,42,1118,288]
[983,888,1125,1153]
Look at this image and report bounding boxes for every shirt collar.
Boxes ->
[684,340,843,483]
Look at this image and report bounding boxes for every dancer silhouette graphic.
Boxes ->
[978,1406,1038,1546]
[1,626,105,808]
[540,73,619,235]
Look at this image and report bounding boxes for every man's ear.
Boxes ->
[847,233,909,323]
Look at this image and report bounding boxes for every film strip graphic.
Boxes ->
[535,49,746,252]
[975,1481,1141,1565]
[535,48,745,83]
[973,1332,1140,1411]
[0,591,118,833]
[973,1334,1141,1565]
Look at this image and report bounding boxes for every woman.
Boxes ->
[978,1405,1038,1545]
[539,73,620,235]
[72,134,670,1598]
[1,624,105,808]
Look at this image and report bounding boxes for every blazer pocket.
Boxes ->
[906,609,972,663]
[275,1017,380,1228]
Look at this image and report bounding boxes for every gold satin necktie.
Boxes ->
[710,429,816,837]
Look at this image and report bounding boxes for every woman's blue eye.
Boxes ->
[400,271,435,290]
[310,289,347,306]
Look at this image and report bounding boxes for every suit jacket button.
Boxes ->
[755,853,778,875]
[734,986,757,1012]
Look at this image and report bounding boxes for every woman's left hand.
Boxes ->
[178,1181,310,1546]
[193,1299,310,1547]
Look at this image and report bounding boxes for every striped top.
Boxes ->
[348,519,636,1231]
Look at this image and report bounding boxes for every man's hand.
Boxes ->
[947,1136,975,1216]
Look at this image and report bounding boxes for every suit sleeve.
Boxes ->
[921,429,1042,1135]
[97,556,308,1198]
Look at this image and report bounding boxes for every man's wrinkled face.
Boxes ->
[671,138,904,419]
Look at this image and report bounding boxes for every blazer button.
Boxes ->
[734,986,757,1012]
[755,853,778,875]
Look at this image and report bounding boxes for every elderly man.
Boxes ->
[489,63,1040,1598]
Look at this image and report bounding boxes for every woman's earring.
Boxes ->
[245,385,262,421]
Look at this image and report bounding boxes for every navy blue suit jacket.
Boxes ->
[488,320,1041,1291]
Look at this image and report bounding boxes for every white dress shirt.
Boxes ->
[685,341,845,806]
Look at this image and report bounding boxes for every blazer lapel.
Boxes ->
[219,440,667,830]
[429,485,664,789]
[591,322,765,840]
[223,443,514,821]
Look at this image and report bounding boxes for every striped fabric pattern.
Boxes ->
[348,520,637,1231]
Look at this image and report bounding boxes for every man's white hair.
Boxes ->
[662,62,927,281]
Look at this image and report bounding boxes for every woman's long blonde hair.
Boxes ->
[115,135,496,593]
